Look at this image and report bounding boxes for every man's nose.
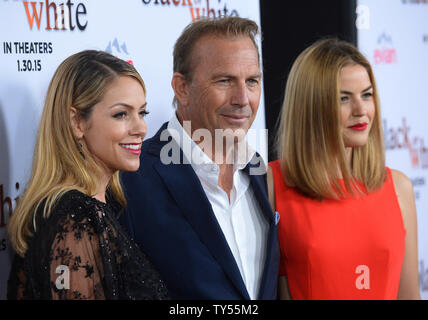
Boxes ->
[231,82,250,107]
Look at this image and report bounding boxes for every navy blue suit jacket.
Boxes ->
[120,122,280,299]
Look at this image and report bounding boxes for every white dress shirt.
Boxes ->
[167,114,268,299]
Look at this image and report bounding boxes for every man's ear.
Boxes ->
[70,107,85,139]
[171,72,190,107]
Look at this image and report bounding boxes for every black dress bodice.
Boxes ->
[7,190,169,300]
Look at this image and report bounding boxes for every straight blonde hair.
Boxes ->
[8,50,146,257]
[276,38,386,200]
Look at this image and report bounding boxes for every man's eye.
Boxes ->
[247,79,259,86]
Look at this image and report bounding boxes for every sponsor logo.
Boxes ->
[355,4,370,30]
[23,0,88,31]
[141,0,239,22]
[374,33,397,65]
[105,38,134,65]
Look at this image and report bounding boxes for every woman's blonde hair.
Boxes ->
[8,50,146,257]
[276,38,386,200]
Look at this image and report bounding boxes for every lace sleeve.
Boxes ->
[49,214,105,300]
[7,255,29,300]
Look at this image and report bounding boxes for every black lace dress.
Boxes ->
[7,190,169,300]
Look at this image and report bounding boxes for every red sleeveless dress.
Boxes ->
[269,160,406,299]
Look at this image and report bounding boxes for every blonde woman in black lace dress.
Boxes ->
[7,50,169,300]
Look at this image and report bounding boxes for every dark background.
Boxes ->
[260,0,357,161]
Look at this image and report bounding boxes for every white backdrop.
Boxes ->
[358,0,428,299]
[0,0,265,299]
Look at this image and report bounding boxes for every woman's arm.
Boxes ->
[49,214,105,300]
[391,169,421,299]
[278,275,292,300]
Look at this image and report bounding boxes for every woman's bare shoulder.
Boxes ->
[390,169,413,196]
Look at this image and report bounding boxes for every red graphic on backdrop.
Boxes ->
[0,183,20,228]
[374,33,397,65]
[0,185,12,228]
[141,0,193,5]
[189,0,238,21]
[23,0,88,31]
[106,38,134,66]
[141,0,239,22]
[384,118,428,169]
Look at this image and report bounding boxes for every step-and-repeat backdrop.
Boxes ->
[358,0,428,299]
[0,0,265,299]
[1,0,427,300]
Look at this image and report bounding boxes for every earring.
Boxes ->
[78,141,85,159]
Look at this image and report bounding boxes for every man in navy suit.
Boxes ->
[120,17,280,299]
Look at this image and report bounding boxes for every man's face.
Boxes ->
[178,35,262,141]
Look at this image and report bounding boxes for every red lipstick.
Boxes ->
[348,123,367,131]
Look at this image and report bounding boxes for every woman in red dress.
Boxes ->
[268,38,421,299]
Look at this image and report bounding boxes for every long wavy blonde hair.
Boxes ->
[8,50,146,257]
[276,38,386,200]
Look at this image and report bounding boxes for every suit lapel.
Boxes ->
[244,164,277,300]
[149,123,250,299]
[244,164,275,225]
